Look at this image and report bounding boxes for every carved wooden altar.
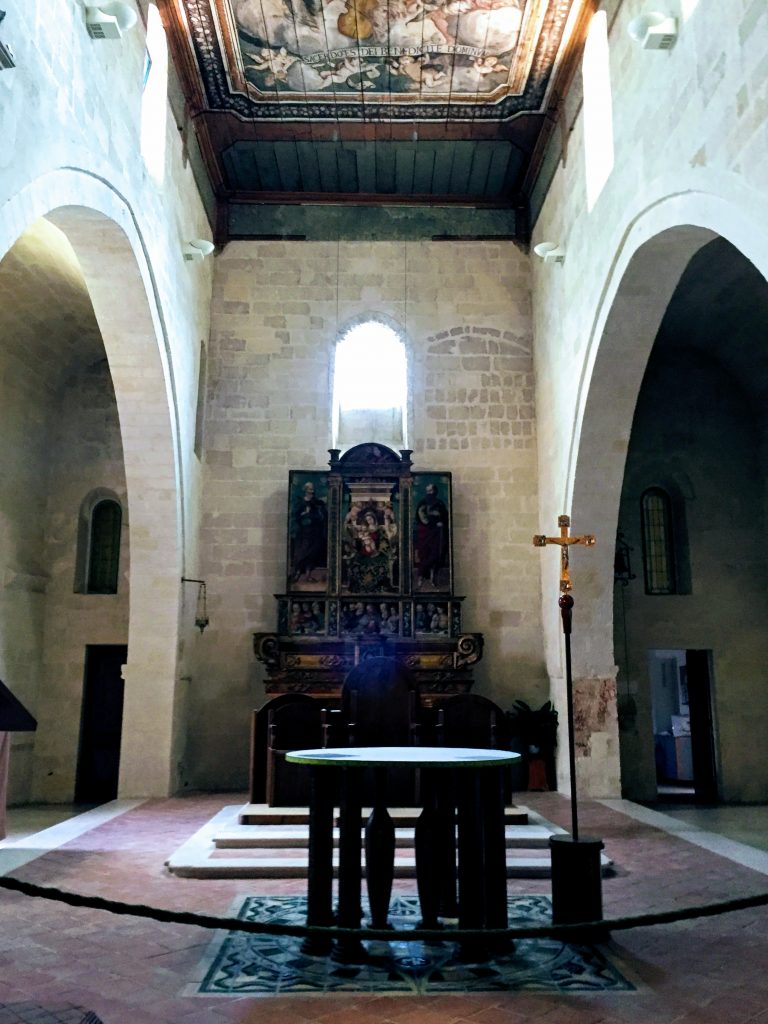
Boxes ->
[253,444,483,704]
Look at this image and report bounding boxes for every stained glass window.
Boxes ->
[87,499,122,594]
[641,488,675,595]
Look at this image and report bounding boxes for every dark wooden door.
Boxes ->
[685,649,718,803]
[75,644,127,804]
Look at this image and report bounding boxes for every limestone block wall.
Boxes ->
[32,361,129,803]
[0,296,128,803]
[0,310,52,804]
[616,352,768,802]
[530,0,768,796]
[1,1,214,797]
[193,239,546,789]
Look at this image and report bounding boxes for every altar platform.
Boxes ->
[164,801,614,879]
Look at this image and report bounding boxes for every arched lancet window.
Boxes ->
[641,488,676,595]
[582,9,614,211]
[332,319,408,450]
[140,4,168,184]
[87,500,122,594]
[74,493,123,595]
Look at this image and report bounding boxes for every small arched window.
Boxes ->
[87,499,122,594]
[332,319,408,450]
[641,488,676,595]
[74,494,123,595]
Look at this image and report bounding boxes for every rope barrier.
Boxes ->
[1,873,768,942]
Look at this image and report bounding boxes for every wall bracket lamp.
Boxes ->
[628,12,678,50]
[86,2,138,40]
[183,239,216,262]
[533,241,565,265]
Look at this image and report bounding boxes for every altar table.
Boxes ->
[286,745,521,960]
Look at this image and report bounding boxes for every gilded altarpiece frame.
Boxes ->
[255,444,482,701]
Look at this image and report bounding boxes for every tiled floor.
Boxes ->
[1,792,768,1023]
[639,800,768,854]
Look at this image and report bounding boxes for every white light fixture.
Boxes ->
[183,239,215,262]
[533,241,565,265]
[0,9,15,69]
[86,2,138,40]
[627,11,678,50]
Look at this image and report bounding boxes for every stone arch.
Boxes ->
[0,168,184,797]
[563,188,768,795]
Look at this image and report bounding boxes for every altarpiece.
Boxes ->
[253,444,483,702]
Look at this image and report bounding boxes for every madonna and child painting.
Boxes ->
[287,471,452,595]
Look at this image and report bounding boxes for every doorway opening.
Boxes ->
[649,648,717,803]
[75,644,128,804]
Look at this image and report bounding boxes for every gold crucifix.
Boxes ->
[533,514,596,593]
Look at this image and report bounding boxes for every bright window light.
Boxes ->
[335,322,407,411]
[333,321,408,449]
[582,10,614,212]
[141,4,168,185]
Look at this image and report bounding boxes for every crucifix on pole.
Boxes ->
[532,514,595,840]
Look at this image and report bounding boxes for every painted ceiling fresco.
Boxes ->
[182,0,577,122]
[165,0,587,221]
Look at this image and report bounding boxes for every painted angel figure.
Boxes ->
[245,45,297,84]
[471,54,509,77]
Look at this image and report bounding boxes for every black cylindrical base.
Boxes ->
[549,834,604,927]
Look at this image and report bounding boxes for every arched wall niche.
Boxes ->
[0,168,186,798]
[547,187,768,798]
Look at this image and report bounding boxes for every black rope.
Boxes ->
[1,874,768,942]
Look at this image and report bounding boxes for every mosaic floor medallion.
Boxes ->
[197,894,634,996]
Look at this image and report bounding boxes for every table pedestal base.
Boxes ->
[301,767,334,956]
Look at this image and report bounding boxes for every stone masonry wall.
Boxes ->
[530,0,768,797]
[1,0,213,797]
[616,351,768,803]
[192,239,547,789]
[32,361,129,803]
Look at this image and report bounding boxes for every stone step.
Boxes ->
[238,803,530,827]
[165,804,614,880]
[213,824,555,849]
[169,852,563,879]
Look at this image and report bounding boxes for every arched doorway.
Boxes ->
[0,171,185,801]
[614,238,768,804]
[567,200,768,804]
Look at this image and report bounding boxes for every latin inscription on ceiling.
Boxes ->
[184,0,576,122]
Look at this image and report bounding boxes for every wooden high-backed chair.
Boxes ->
[339,656,420,805]
[340,656,420,747]
[265,698,327,806]
[436,692,515,800]
[436,692,510,749]
[251,693,325,806]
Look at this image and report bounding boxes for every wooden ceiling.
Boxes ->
[161,0,592,239]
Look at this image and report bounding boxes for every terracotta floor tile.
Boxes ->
[2,793,768,1022]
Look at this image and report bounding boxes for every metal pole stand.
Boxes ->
[549,593,606,933]
[549,833,604,927]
